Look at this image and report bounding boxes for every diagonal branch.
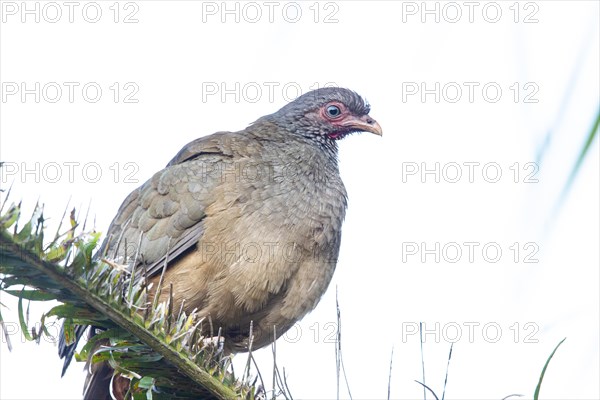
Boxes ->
[0,203,251,399]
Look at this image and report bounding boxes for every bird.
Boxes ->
[58,87,382,399]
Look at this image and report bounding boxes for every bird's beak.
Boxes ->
[342,114,383,136]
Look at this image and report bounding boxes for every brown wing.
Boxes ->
[97,131,234,278]
[64,132,240,396]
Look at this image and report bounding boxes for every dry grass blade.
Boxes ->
[414,380,439,400]
[335,287,352,400]
[419,322,426,400]
[387,346,394,400]
[441,343,453,400]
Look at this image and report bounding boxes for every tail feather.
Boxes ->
[58,323,89,376]
[59,323,118,398]
[82,345,113,400]
[82,338,129,400]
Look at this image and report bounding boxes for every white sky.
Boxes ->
[0,1,599,399]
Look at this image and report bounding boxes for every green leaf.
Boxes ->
[1,203,20,230]
[4,289,57,301]
[46,303,102,320]
[534,337,566,400]
[17,290,33,341]
[0,307,13,351]
[138,376,155,390]
[45,244,69,263]
[557,110,600,209]
[78,328,135,359]
[15,220,33,243]
[62,318,76,347]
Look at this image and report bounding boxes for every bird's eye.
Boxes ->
[326,105,342,118]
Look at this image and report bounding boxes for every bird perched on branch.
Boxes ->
[59,87,382,399]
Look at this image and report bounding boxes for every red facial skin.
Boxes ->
[319,101,383,140]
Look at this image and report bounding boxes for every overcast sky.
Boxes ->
[1,1,599,399]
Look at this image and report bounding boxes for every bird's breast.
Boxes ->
[188,151,347,321]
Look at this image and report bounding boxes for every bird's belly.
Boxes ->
[156,190,344,351]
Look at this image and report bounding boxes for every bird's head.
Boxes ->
[259,87,382,143]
